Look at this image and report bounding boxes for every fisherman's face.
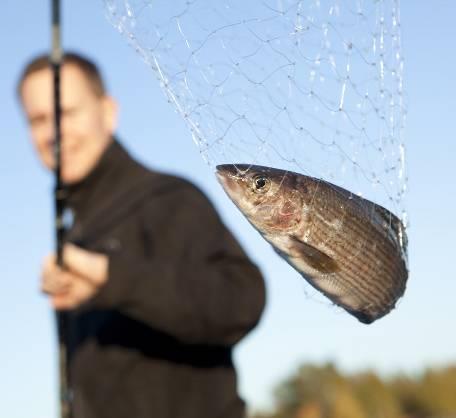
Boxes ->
[20,64,117,184]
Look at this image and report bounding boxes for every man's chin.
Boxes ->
[61,167,88,185]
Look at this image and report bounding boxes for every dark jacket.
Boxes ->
[63,140,266,418]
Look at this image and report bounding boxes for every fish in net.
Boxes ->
[104,0,408,322]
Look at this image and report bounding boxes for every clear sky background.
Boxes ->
[1,1,455,417]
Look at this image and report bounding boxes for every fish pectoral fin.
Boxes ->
[290,236,339,274]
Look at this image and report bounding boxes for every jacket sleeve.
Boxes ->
[89,183,266,346]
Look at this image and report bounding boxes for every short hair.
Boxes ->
[17,51,107,99]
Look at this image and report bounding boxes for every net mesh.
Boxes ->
[104,0,407,222]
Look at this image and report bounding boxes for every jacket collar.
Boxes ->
[65,138,134,219]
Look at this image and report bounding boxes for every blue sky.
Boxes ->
[1,1,455,417]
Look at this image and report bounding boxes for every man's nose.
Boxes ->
[38,119,55,147]
[60,111,76,139]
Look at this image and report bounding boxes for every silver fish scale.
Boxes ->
[215,163,409,323]
[302,181,407,320]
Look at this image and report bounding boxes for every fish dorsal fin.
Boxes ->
[290,236,339,274]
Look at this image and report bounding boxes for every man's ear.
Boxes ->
[102,95,118,135]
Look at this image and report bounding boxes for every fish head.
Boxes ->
[216,164,305,234]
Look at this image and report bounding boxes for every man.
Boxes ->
[18,52,266,418]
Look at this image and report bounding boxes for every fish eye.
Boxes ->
[253,175,270,193]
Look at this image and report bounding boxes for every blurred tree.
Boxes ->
[390,374,429,418]
[271,363,366,418]
[249,364,456,418]
[417,366,456,417]
[295,402,321,418]
[351,371,402,418]
[272,363,343,417]
[327,386,366,418]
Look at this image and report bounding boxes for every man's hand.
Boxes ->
[41,243,108,310]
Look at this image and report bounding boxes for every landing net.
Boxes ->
[104,0,407,223]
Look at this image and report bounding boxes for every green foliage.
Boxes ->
[391,366,456,418]
[251,364,456,418]
[351,371,402,418]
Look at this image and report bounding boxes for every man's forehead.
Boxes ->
[23,67,53,92]
[26,64,91,89]
[22,64,96,111]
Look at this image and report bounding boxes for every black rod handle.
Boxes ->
[51,2,72,418]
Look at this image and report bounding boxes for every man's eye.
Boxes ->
[63,108,78,118]
[29,115,47,128]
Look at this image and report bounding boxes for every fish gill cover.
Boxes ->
[104,0,408,321]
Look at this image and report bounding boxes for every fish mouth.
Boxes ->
[216,164,252,205]
[215,164,243,188]
[216,164,250,178]
[215,165,239,196]
[215,164,233,179]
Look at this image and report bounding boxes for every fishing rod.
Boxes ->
[51,0,73,417]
